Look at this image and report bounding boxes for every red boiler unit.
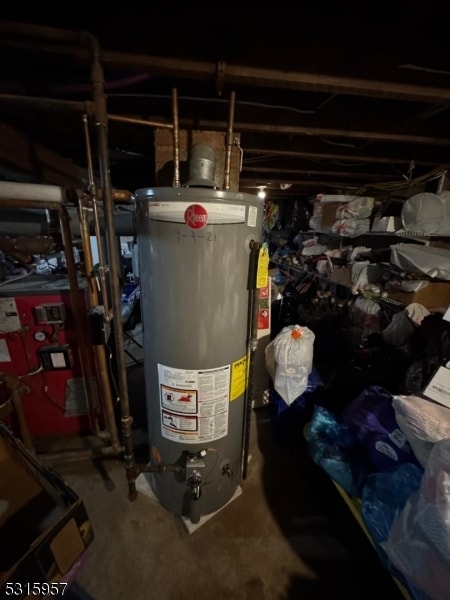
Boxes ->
[0,274,99,439]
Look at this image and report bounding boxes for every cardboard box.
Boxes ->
[386,281,450,309]
[0,423,94,593]
[371,216,401,232]
[320,202,346,230]
[330,265,352,288]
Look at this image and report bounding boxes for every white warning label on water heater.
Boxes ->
[158,363,230,443]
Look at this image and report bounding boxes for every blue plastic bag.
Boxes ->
[340,386,418,471]
[306,405,369,497]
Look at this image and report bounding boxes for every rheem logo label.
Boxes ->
[184,204,208,229]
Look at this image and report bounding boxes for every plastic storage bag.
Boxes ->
[361,463,427,600]
[266,324,315,405]
[340,386,417,471]
[392,394,450,468]
[331,217,371,237]
[336,196,374,219]
[390,243,450,280]
[382,438,450,600]
[306,405,369,496]
[382,303,430,348]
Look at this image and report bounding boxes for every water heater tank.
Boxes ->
[135,186,263,522]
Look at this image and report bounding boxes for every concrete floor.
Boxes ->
[41,348,406,600]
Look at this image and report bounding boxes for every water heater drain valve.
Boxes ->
[186,451,206,499]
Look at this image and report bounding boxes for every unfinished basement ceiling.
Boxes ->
[1,8,450,201]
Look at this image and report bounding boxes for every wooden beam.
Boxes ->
[173,118,450,147]
[2,23,450,103]
[101,53,450,104]
[241,166,401,180]
[0,120,83,187]
[242,147,441,167]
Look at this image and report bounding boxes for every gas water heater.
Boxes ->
[135,173,264,522]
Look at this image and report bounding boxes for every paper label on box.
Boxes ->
[50,517,85,575]
[423,366,450,408]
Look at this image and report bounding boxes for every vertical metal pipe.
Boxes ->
[172,88,181,187]
[81,114,122,449]
[57,204,101,436]
[78,195,122,451]
[437,169,448,193]
[82,114,111,321]
[82,32,137,500]
[241,239,261,479]
[223,90,236,190]
[0,23,137,494]
[1,373,35,453]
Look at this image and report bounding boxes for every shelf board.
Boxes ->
[332,481,412,600]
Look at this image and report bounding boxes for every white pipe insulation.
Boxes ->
[0,182,136,237]
[0,182,66,203]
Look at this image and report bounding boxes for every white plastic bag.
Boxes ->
[382,303,430,348]
[269,324,315,405]
[390,243,450,280]
[336,196,374,219]
[331,218,370,237]
[392,394,450,467]
[382,439,450,600]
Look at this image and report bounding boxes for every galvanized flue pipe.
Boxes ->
[223,91,236,190]
[171,88,181,187]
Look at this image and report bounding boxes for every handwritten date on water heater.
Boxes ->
[174,228,216,242]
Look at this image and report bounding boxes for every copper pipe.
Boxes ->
[82,31,137,501]
[109,189,134,204]
[78,201,99,308]
[78,196,122,452]
[172,88,181,187]
[91,200,111,320]
[82,114,111,322]
[2,87,450,149]
[0,372,34,453]
[76,188,134,204]
[0,24,137,499]
[108,114,173,129]
[223,91,236,190]
[58,205,102,436]
[79,115,120,448]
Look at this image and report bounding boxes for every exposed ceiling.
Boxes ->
[1,8,450,202]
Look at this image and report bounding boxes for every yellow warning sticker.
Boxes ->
[230,355,248,401]
[256,245,269,289]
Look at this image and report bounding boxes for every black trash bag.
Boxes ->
[402,314,450,395]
